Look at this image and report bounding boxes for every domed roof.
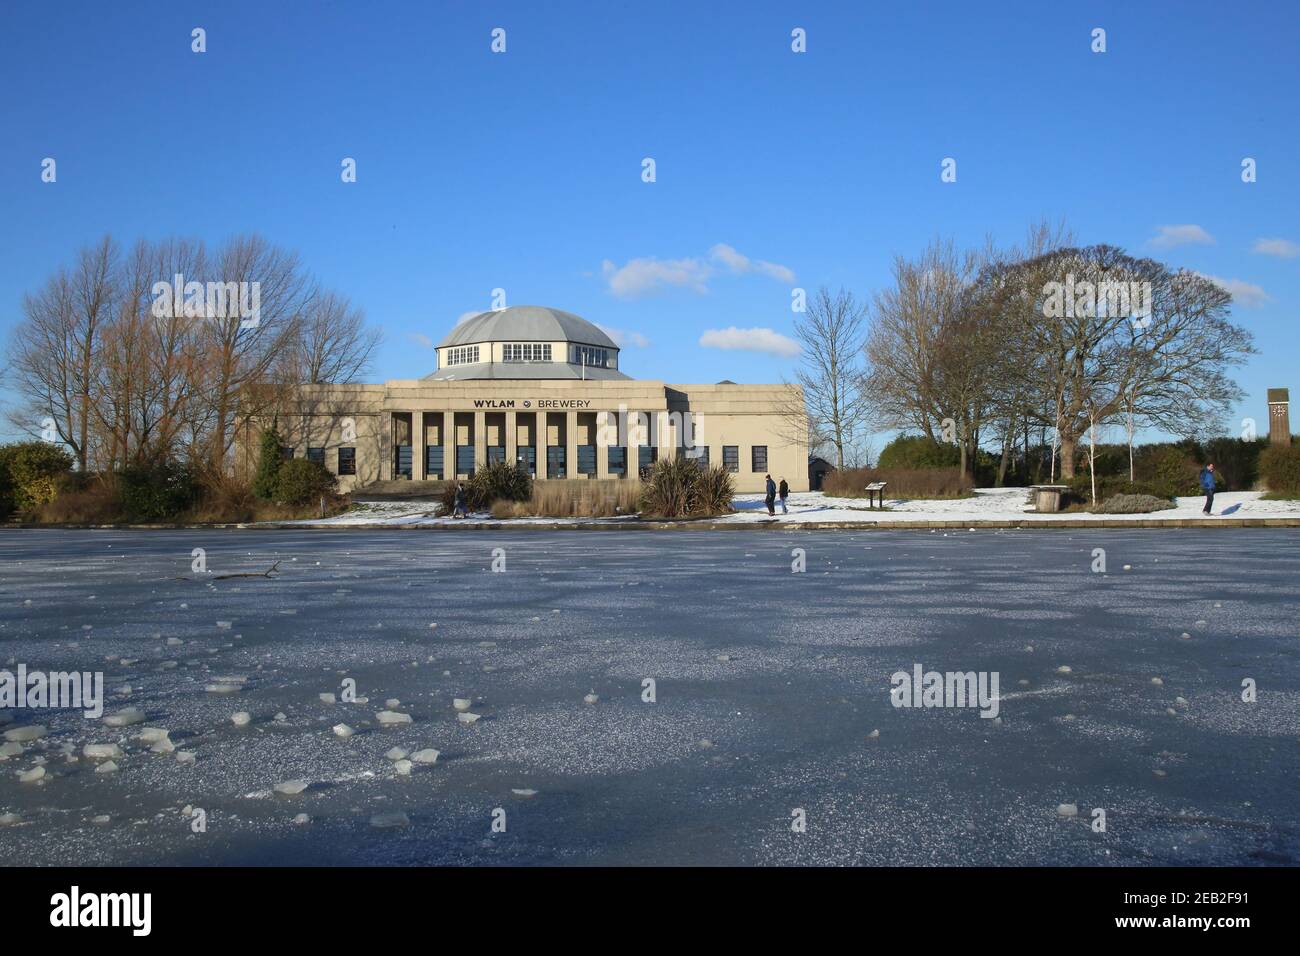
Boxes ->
[438,306,618,349]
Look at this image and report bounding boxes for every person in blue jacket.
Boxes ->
[1199,462,1217,515]
[764,474,777,516]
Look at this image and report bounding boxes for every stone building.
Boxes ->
[246,306,808,494]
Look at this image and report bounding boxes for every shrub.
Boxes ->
[274,458,337,506]
[1066,473,1176,505]
[1092,493,1175,514]
[639,458,734,518]
[252,425,285,500]
[439,461,532,513]
[822,465,972,499]
[877,434,961,470]
[1260,441,1300,498]
[1203,437,1265,491]
[1132,444,1203,497]
[118,460,200,522]
[0,441,75,516]
[36,482,121,523]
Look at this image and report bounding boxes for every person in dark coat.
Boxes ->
[778,477,789,514]
[453,481,469,518]
[1199,462,1216,515]
[764,474,777,516]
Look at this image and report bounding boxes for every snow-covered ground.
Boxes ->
[723,488,1300,524]
[276,488,1300,527]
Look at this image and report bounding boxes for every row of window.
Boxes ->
[502,342,552,362]
[572,345,611,368]
[444,345,481,366]
[442,342,616,367]
[282,446,357,476]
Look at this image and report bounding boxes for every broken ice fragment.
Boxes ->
[104,707,146,727]
[3,726,47,743]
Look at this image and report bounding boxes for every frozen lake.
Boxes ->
[2,527,1298,865]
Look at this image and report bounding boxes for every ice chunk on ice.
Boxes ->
[19,766,45,783]
[83,743,122,760]
[1057,803,1078,818]
[332,724,354,738]
[410,748,440,765]
[452,698,472,712]
[4,726,47,743]
[377,710,412,725]
[274,779,310,795]
[104,707,146,727]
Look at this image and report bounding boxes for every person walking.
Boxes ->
[453,481,469,519]
[1199,462,1216,515]
[764,474,777,516]
[778,476,789,514]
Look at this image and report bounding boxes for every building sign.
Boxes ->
[471,399,593,409]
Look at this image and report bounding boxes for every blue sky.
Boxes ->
[1,0,1296,444]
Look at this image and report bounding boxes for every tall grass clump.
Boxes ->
[639,458,734,518]
[490,479,642,518]
[440,461,533,513]
[822,466,972,499]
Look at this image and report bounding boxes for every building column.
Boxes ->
[565,409,578,480]
[596,411,611,479]
[505,410,518,470]
[442,411,455,481]
[473,410,487,472]
[379,411,393,481]
[535,412,548,479]
[627,409,641,480]
[412,411,425,481]
[656,410,673,464]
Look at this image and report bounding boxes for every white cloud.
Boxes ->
[596,324,651,348]
[1149,224,1215,248]
[1253,237,1300,259]
[601,256,711,297]
[1193,271,1271,307]
[601,244,794,297]
[699,326,800,358]
[709,243,796,283]
[408,332,434,348]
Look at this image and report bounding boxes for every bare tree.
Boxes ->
[1001,246,1252,477]
[6,237,117,471]
[5,234,380,484]
[793,286,868,470]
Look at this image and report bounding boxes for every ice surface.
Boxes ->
[0,527,1298,866]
